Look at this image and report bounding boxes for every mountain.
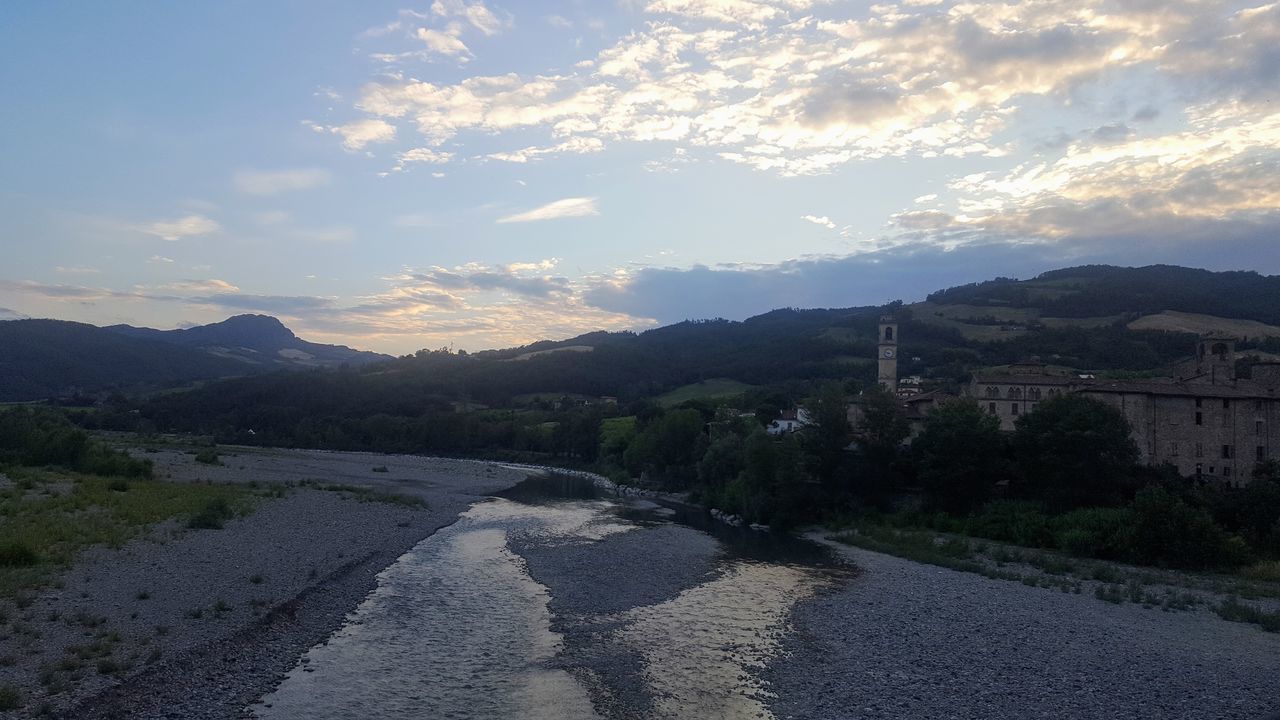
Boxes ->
[0,315,391,402]
[105,314,390,369]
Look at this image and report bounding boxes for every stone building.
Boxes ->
[969,338,1280,486]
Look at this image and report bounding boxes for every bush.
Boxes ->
[194,449,221,466]
[1127,485,1245,570]
[187,497,234,530]
[964,501,1054,548]
[0,684,21,711]
[1053,507,1134,560]
[0,541,38,568]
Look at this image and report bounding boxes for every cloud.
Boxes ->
[55,266,100,274]
[497,197,600,223]
[394,147,454,171]
[338,0,1280,180]
[416,27,471,58]
[800,215,836,230]
[486,137,605,163]
[234,168,332,195]
[139,214,220,241]
[148,255,175,264]
[0,307,28,321]
[330,119,397,150]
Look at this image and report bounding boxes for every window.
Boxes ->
[1209,466,1216,474]
[1257,400,1265,411]
[1009,387,1023,399]
[1258,420,1265,436]
[1223,399,1230,410]
[1259,446,1268,462]
[1222,444,1233,459]
[986,386,999,398]
[1011,403,1020,416]
[1195,398,1203,408]
[1195,463,1203,476]
[1195,412,1203,426]
[1195,442,1204,458]
[1170,442,1179,457]
[1030,388,1042,400]
[1224,467,1233,478]
[988,402,997,414]
[884,326,894,341]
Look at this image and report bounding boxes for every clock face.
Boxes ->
[882,348,895,359]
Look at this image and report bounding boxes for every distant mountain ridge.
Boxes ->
[105,314,389,368]
[0,315,391,402]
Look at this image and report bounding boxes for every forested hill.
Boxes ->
[105,314,390,368]
[927,265,1280,324]
[0,315,391,402]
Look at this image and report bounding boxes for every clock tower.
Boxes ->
[878,316,898,392]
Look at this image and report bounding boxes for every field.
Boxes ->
[1127,311,1280,338]
[657,379,756,406]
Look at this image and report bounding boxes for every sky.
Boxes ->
[1,0,1278,354]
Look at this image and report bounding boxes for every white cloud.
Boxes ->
[486,137,605,163]
[417,27,471,58]
[330,118,397,150]
[139,214,221,241]
[497,197,600,224]
[800,215,836,230]
[55,266,100,274]
[341,0,1280,178]
[234,168,332,195]
[149,255,175,264]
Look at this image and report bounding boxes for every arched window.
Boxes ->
[1030,388,1042,400]
[884,326,894,341]
[986,386,999,398]
[1009,387,1023,399]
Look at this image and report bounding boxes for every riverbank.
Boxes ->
[0,447,529,719]
[764,532,1280,720]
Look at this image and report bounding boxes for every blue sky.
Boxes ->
[2,0,1278,353]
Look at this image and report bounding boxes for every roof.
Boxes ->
[1080,378,1280,400]
[973,374,1077,386]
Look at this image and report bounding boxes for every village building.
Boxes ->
[969,337,1280,486]
[767,408,812,435]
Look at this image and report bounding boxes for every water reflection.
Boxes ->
[253,500,606,720]
[253,477,849,719]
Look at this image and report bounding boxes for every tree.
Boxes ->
[849,385,911,505]
[913,399,1004,514]
[802,381,851,487]
[1011,394,1139,511]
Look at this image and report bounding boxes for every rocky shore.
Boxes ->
[764,533,1280,720]
[0,448,529,719]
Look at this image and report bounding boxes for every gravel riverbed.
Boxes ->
[764,533,1280,720]
[0,448,528,719]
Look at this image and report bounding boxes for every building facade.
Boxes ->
[969,339,1280,486]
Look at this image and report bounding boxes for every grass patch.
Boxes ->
[1215,597,1280,632]
[193,449,221,466]
[309,482,428,508]
[0,684,21,711]
[186,497,237,530]
[0,466,254,596]
[0,541,38,568]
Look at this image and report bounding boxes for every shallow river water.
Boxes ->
[253,479,848,719]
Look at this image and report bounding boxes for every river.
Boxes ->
[253,477,850,719]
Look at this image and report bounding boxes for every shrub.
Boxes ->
[0,684,21,711]
[1053,507,1134,560]
[1216,597,1280,633]
[0,541,38,568]
[194,449,221,466]
[964,501,1054,548]
[1127,485,1244,570]
[187,497,234,530]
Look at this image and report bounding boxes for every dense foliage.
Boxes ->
[0,407,151,478]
